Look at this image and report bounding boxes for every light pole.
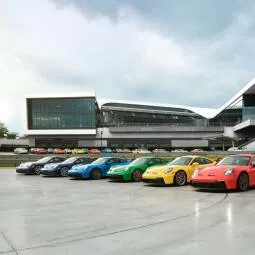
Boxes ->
[100,130,103,149]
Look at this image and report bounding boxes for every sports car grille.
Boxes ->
[192,181,226,190]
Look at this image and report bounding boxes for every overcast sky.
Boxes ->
[1,0,255,133]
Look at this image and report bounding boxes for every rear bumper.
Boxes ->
[191,181,226,190]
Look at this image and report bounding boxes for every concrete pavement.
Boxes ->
[0,169,254,255]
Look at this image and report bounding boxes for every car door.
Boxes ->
[104,158,117,174]
[188,158,204,177]
[249,157,255,186]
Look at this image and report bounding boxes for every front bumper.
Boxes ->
[142,177,165,185]
[107,174,124,181]
[191,176,236,190]
[68,171,83,178]
[107,171,131,181]
[142,173,174,185]
[40,169,59,176]
[16,167,29,174]
[191,181,226,190]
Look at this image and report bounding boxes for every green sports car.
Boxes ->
[107,157,169,182]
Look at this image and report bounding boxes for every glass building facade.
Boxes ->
[27,98,97,129]
[101,103,207,127]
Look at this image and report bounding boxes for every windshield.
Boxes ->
[36,157,52,163]
[92,158,108,164]
[217,156,250,166]
[169,157,193,166]
[63,157,79,164]
[130,158,148,165]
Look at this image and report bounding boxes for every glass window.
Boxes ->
[169,157,193,166]
[217,156,250,166]
[28,98,97,129]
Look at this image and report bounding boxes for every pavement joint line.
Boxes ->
[0,231,19,255]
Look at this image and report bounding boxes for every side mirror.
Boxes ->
[192,162,199,167]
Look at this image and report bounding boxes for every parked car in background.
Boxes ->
[228,147,242,152]
[40,156,94,177]
[36,148,47,154]
[171,149,188,152]
[115,148,132,153]
[54,148,65,154]
[68,157,131,179]
[102,148,113,153]
[152,149,168,153]
[88,149,101,154]
[107,157,169,182]
[14,148,28,154]
[47,148,54,154]
[191,154,255,191]
[29,148,36,154]
[142,156,216,186]
[16,156,66,175]
[191,149,205,152]
[64,148,72,154]
[72,148,88,154]
[132,149,151,154]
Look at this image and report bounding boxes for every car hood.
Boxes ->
[109,165,130,173]
[19,161,36,167]
[197,165,238,176]
[144,165,167,174]
[70,164,90,171]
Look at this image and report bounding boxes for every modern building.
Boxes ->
[23,78,255,149]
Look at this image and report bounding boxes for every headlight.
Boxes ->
[224,168,235,176]
[192,168,200,178]
[164,167,173,174]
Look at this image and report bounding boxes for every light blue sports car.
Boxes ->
[68,157,132,180]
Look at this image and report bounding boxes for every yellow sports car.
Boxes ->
[142,155,216,186]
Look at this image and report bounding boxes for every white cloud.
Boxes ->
[0,0,255,132]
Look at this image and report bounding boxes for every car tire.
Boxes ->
[90,168,102,180]
[132,169,142,182]
[237,172,249,192]
[174,170,187,186]
[34,166,42,175]
[60,167,69,177]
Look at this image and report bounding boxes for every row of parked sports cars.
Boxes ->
[15,154,255,191]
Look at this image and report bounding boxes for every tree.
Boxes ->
[0,122,9,138]
[7,132,18,139]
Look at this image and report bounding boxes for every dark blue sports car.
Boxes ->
[68,157,132,180]
[40,157,95,177]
